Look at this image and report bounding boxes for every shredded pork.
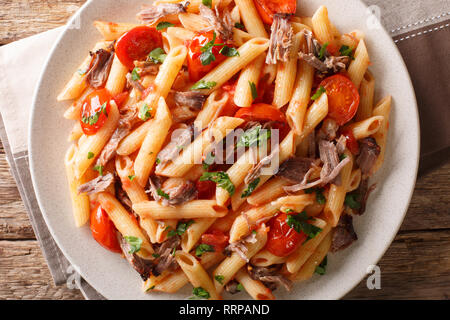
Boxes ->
[137,2,189,25]
[77,173,114,195]
[330,214,358,252]
[173,91,207,111]
[118,234,154,281]
[86,48,114,88]
[199,4,233,41]
[266,13,294,64]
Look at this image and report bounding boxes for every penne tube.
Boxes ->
[347,39,370,89]
[234,53,265,107]
[93,21,139,40]
[286,59,315,135]
[134,97,173,187]
[156,116,244,177]
[144,251,223,293]
[213,226,268,292]
[193,38,269,95]
[105,54,128,95]
[273,32,303,108]
[57,41,111,101]
[345,115,384,140]
[247,177,290,206]
[229,194,314,242]
[68,122,83,142]
[141,45,187,115]
[348,169,362,193]
[355,71,375,121]
[323,150,354,227]
[285,218,330,274]
[115,156,160,243]
[290,231,332,281]
[181,218,216,252]
[311,6,336,49]
[175,251,221,300]
[65,144,90,227]
[232,28,255,46]
[235,268,275,300]
[250,249,287,267]
[371,96,392,174]
[195,90,230,129]
[133,200,228,219]
[97,192,153,257]
[234,0,268,38]
[116,120,153,156]
[74,100,120,179]
[210,203,251,233]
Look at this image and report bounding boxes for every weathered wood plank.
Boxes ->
[0,0,86,45]
[345,230,450,300]
[0,240,83,299]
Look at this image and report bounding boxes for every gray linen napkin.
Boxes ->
[0,0,448,300]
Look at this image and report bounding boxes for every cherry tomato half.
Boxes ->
[80,89,112,135]
[266,212,307,257]
[90,205,122,253]
[187,31,227,82]
[234,103,287,123]
[319,74,360,126]
[201,229,229,252]
[112,91,129,109]
[340,127,360,155]
[196,180,216,200]
[115,26,162,70]
[254,0,297,24]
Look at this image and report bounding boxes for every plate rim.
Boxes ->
[28,0,420,300]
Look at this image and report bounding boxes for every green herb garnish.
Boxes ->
[311,86,326,100]
[339,45,355,60]
[131,68,140,81]
[156,21,174,31]
[315,256,327,275]
[214,275,225,284]
[148,48,167,64]
[219,45,239,57]
[124,236,142,254]
[241,178,260,198]
[168,220,195,237]
[286,212,322,240]
[128,175,136,181]
[189,287,210,300]
[195,244,215,257]
[234,22,245,29]
[199,32,224,66]
[345,193,361,209]
[318,42,329,60]
[139,103,153,121]
[236,125,271,148]
[87,152,94,159]
[93,165,104,176]
[200,171,235,195]
[157,189,170,200]
[249,81,258,100]
[81,102,107,125]
[202,0,212,8]
[191,80,217,90]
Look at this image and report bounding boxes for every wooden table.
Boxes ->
[0,0,449,300]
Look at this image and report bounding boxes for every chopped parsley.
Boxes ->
[93,165,104,176]
[148,48,167,64]
[311,86,326,100]
[152,253,160,258]
[318,42,329,60]
[157,188,170,200]
[305,187,326,204]
[156,21,174,31]
[131,68,140,81]
[81,102,107,125]
[236,125,271,148]
[124,236,142,254]
[345,193,361,209]
[202,0,212,8]
[195,244,215,257]
[339,153,348,161]
[200,171,235,195]
[249,81,258,100]
[139,103,153,121]
[146,285,155,291]
[168,220,195,237]
[156,158,161,164]
[87,152,94,159]
[241,178,260,198]
[189,287,210,300]
[200,32,224,66]
[315,256,328,275]
[214,275,225,284]
[219,45,239,57]
[339,45,355,60]
[234,22,245,30]
[286,212,322,240]
[236,283,244,291]
[191,80,217,90]
[128,175,136,181]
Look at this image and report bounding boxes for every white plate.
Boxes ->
[29,0,419,300]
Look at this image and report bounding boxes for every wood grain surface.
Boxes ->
[0,0,449,300]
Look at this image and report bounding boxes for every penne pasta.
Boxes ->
[235,268,275,300]
[93,21,139,40]
[133,200,228,219]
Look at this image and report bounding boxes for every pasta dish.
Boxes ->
[59,0,391,300]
